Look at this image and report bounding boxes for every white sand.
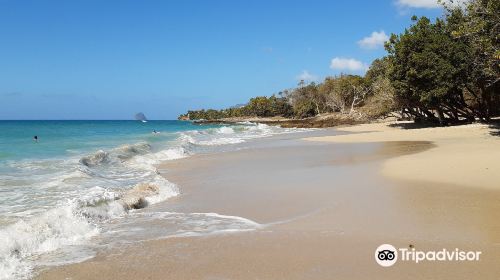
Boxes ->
[306,121,500,189]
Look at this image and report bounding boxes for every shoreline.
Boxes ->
[37,122,500,279]
[190,114,365,128]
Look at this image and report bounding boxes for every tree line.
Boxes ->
[180,0,499,125]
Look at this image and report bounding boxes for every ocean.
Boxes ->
[0,120,308,279]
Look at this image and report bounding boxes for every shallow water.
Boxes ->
[0,120,310,280]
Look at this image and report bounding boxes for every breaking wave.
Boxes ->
[0,179,178,280]
[79,143,152,167]
[177,122,309,147]
[0,144,181,279]
[0,122,309,279]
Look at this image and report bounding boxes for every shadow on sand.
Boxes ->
[488,120,500,137]
[388,119,500,137]
[387,122,441,130]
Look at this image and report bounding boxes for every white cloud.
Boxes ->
[396,0,468,9]
[358,31,389,50]
[296,70,318,82]
[396,0,440,8]
[330,57,368,72]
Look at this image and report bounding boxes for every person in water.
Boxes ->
[152,130,160,134]
[33,136,38,142]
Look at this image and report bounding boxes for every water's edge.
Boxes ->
[0,121,313,280]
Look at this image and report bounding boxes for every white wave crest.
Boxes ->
[127,147,188,170]
[0,192,104,279]
[0,177,179,280]
[216,126,235,134]
[176,122,311,148]
[120,179,179,209]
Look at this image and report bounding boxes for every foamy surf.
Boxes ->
[0,143,181,279]
[0,121,310,279]
[177,122,310,147]
[100,211,262,244]
[0,179,178,280]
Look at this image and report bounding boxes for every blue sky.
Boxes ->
[0,0,444,120]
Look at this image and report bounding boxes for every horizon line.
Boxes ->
[0,119,181,121]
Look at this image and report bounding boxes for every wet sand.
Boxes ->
[38,127,500,279]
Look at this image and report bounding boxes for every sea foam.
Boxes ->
[0,121,310,279]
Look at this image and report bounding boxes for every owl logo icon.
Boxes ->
[375,244,398,267]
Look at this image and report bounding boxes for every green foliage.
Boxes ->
[268,95,295,117]
[445,0,500,119]
[365,57,392,85]
[364,57,397,117]
[178,95,293,120]
[386,16,474,123]
[384,1,499,123]
[179,73,391,120]
[288,82,324,118]
[319,75,370,114]
[291,98,317,118]
[363,76,397,118]
[387,17,466,105]
[246,96,272,117]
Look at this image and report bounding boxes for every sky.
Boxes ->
[0,0,446,120]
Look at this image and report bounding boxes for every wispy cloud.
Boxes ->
[330,57,368,72]
[396,0,440,8]
[396,0,467,9]
[296,70,318,82]
[358,31,389,50]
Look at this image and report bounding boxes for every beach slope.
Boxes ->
[306,122,500,189]
[37,124,500,280]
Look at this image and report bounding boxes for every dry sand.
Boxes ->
[37,124,500,280]
[306,121,500,189]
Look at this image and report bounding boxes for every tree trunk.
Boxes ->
[436,108,446,126]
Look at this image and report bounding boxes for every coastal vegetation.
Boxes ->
[179,0,499,125]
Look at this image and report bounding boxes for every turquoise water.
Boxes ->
[0,120,213,161]
[0,120,308,280]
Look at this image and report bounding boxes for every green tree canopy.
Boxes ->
[386,16,472,123]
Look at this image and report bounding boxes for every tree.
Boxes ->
[445,0,500,120]
[320,75,370,115]
[386,16,472,124]
[363,57,398,118]
[247,96,272,117]
[367,76,397,117]
[288,82,322,118]
[269,95,294,117]
[365,57,392,85]
[245,95,293,117]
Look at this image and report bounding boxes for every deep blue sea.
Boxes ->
[0,120,307,279]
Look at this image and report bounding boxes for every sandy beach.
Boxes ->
[4,0,498,278]
[37,122,500,280]
[306,121,500,189]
